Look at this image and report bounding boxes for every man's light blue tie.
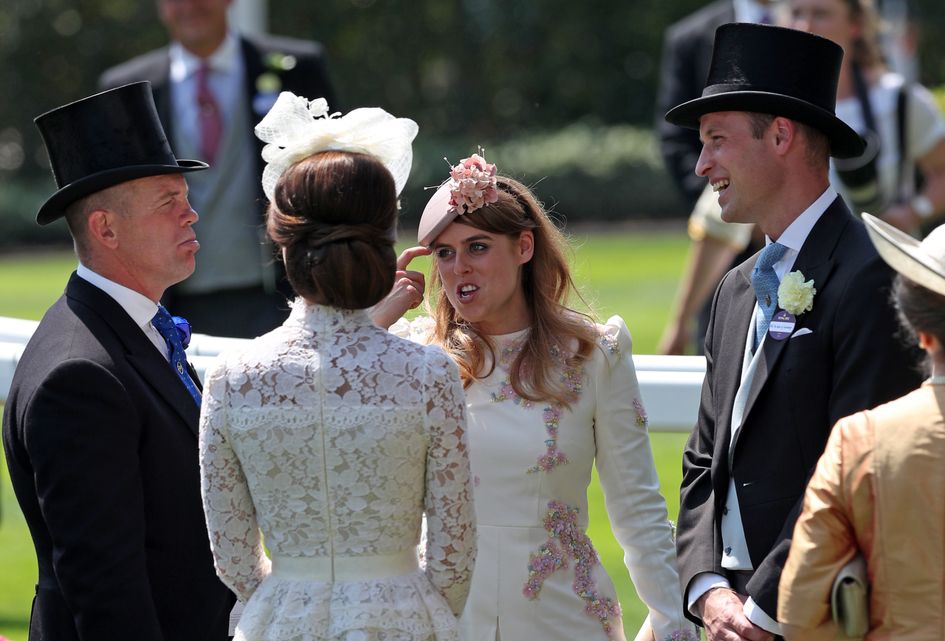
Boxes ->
[751,242,788,349]
[151,306,201,406]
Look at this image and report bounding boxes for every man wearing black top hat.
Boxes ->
[1,82,234,641]
[667,24,922,640]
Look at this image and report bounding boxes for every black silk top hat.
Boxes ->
[665,23,865,159]
[34,81,208,225]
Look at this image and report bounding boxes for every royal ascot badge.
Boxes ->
[768,309,795,340]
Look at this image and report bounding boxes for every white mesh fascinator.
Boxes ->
[255,93,419,201]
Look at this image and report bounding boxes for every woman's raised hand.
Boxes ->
[369,246,432,329]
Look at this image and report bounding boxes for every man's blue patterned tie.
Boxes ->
[751,242,788,349]
[151,306,201,406]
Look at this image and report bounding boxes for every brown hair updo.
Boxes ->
[267,151,397,309]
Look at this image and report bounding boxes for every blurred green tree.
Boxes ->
[1,0,943,239]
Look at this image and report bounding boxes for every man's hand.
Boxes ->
[659,318,691,355]
[369,246,431,328]
[698,588,774,641]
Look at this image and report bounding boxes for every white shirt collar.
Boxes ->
[169,30,240,83]
[768,186,838,257]
[76,263,160,330]
[734,0,774,23]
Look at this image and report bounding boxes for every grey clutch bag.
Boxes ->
[831,554,869,639]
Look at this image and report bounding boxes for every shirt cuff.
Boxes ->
[744,597,782,635]
[686,572,730,617]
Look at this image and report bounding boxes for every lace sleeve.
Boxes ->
[199,359,271,602]
[593,317,697,640]
[388,315,436,344]
[422,346,476,617]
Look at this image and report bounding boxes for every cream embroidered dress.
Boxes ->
[199,301,476,641]
[392,315,693,641]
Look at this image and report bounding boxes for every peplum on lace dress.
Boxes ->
[392,315,695,641]
[199,301,476,641]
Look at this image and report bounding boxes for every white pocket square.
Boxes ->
[791,328,813,338]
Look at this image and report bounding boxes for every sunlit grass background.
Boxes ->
[0,226,692,640]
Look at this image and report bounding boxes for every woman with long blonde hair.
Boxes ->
[376,153,695,641]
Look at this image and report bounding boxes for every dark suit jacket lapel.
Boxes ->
[739,198,848,428]
[67,274,200,434]
[127,345,200,437]
[240,36,267,195]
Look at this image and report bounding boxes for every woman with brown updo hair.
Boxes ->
[267,150,398,309]
[377,153,695,641]
[198,94,476,641]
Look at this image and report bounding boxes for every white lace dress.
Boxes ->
[392,315,695,641]
[199,301,476,641]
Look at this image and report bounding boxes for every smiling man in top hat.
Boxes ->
[666,23,922,640]
[1,82,234,641]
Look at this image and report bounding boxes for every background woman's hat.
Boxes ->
[665,23,865,159]
[863,213,945,297]
[34,81,207,225]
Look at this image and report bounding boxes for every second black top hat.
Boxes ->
[665,23,865,159]
[34,81,208,225]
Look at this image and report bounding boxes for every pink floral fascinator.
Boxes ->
[255,92,418,202]
[418,152,499,246]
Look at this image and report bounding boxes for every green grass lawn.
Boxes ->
[0,226,692,640]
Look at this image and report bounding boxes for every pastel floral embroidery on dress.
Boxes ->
[663,630,700,641]
[598,329,648,428]
[526,360,583,473]
[524,500,622,638]
[600,332,620,356]
[491,338,533,406]
[522,540,568,599]
[528,405,570,473]
[633,398,648,428]
[489,336,583,473]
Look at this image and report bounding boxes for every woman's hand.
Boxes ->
[369,246,432,328]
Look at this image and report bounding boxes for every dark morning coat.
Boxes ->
[655,0,735,209]
[99,32,337,306]
[2,274,235,641]
[675,198,923,625]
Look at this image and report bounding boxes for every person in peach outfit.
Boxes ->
[779,213,945,640]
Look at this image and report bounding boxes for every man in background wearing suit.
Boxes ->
[656,0,778,210]
[656,0,774,355]
[2,82,234,641]
[100,0,337,338]
[666,24,922,640]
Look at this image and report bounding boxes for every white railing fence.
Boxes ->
[0,317,705,432]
